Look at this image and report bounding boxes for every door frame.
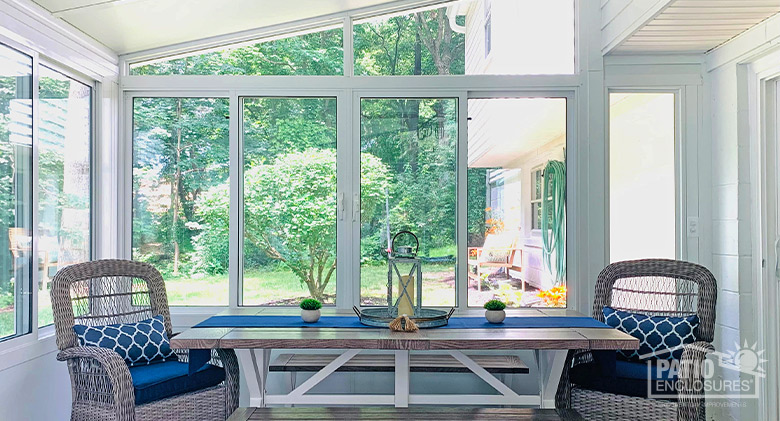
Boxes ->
[746,55,780,421]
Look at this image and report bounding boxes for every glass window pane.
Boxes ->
[0,44,33,339]
[360,98,456,307]
[242,97,337,306]
[354,0,574,76]
[131,27,343,76]
[38,66,92,327]
[609,93,676,262]
[132,97,229,306]
[467,98,567,308]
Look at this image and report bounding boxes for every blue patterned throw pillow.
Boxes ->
[74,315,177,366]
[603,306,698,361]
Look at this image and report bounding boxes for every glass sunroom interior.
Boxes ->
[2,0,765,417]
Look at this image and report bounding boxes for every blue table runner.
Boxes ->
[194,315,610,329]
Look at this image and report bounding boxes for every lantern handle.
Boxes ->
[391,230,419,255]
[446,307,455,320]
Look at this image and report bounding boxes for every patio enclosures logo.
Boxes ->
[646,341,766,400]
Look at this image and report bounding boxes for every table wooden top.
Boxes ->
[171,308,638,351]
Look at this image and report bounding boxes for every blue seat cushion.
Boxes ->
[603,306,699,361]
[570,357,679,400]
[129,360,225,405]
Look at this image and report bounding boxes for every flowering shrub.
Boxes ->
[537,285,566,307]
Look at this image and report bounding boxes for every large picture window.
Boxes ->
[37,66,92,327]
[360,98,457,307]
[132,97,230,306]
[241,97,337,306]
[0,44,33,339]
[467,98,567,308]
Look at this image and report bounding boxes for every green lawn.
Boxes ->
[0,290,53,340]
[164,263,455,307]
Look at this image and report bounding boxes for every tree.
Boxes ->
[132,97,229,273]
[196,149,389,301]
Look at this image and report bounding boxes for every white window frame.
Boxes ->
[0,35,98,352]
[122,83,579,314]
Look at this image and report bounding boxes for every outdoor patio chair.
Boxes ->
[51,259,239,421]
[555,259,717,421]
[467,231,523,291]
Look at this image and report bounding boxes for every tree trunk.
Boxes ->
[172,99,182,275]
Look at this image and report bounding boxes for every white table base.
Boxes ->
[237,349,567,409]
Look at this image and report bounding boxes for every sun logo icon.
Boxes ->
[721,340,767,378]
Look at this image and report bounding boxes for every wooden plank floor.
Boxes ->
[228,407,584,420]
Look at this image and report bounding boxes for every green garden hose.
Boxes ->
[541,160,566,285]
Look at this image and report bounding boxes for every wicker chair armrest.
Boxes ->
[678,341,714,421]
[679,341,714,378]
[216,349,240,414]
[57,347,135,421]
[555,349,593,409]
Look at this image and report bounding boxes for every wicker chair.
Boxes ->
[555,259,717,421]
[51,259,239,421]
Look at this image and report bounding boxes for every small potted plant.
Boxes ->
[483,299,506,324]
[300,298,322,323]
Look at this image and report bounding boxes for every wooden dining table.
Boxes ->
[171,308,638,409]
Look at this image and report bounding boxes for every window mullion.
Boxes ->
[335,89,355,309]
[29,51,40,336]
[343,17,354,78]
[229,92,241,307]
[456,91,469,309]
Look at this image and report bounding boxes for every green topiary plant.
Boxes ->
[300,298,322,311]
[483,299,506,311]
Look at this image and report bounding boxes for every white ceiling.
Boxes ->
[613,0,780,54]
[32,0,403,55]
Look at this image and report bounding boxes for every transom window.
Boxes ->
[129,0,575,76]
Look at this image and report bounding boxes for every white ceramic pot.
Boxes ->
[485,309,506,324]
[301,309,321,323]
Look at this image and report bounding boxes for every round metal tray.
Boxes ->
[353,307,454,328]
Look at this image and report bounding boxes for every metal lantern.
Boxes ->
[387,231,422,317]
[353,231,453,328]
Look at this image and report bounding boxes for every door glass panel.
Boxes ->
[38,66,92,327]
[242,97,337,305]
[360,98,457,307]
[609,93,676,262]
[467,98,567,308]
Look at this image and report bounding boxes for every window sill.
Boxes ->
[0,332,58,372]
